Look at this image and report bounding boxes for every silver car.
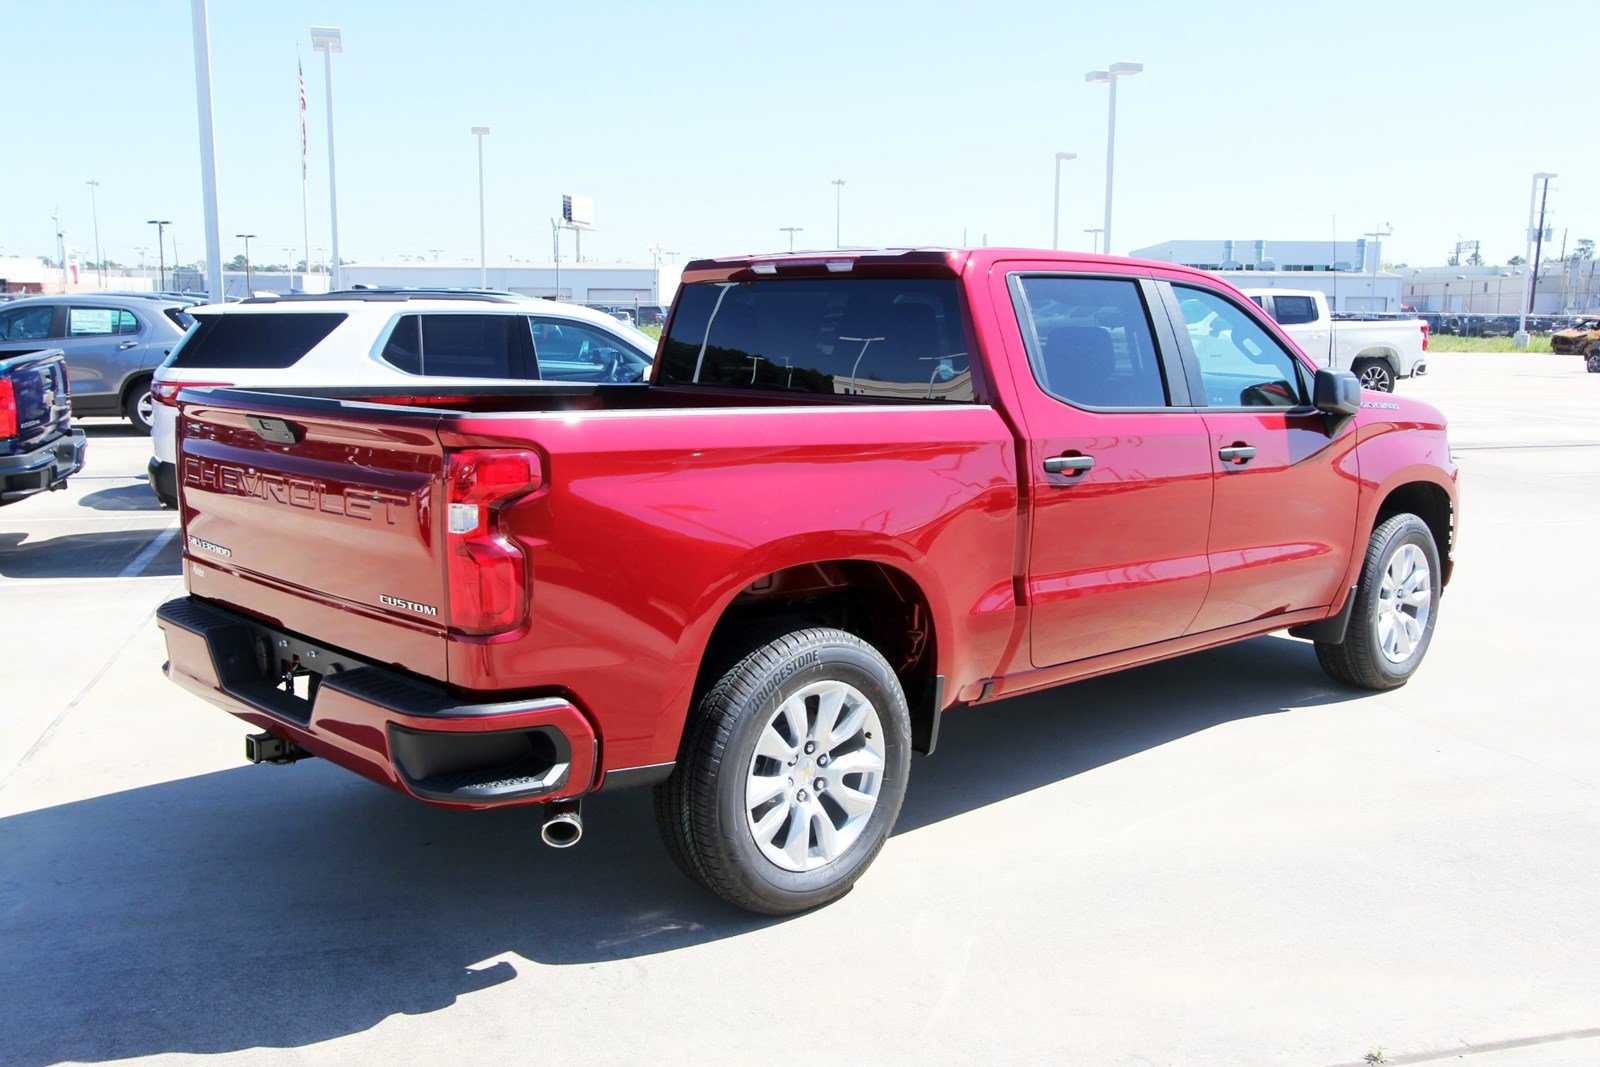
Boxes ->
[0,293,194,433]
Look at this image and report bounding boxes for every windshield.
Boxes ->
[657,278,973,401]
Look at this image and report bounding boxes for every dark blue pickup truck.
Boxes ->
[0,348,86,506]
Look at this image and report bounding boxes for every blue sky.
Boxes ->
[4,0,1596,271]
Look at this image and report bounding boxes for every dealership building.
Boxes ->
[1129,238,1406,313]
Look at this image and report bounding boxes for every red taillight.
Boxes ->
[0,379,17,438]
[445,449,540,635]
[1420,322,1429,352]
[153,379,232,406]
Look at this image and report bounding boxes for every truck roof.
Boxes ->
[681,247,1224,286]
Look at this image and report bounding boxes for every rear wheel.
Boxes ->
[1316,513,1441,690]
[654,627,910,915]
[1585,348,1600,373]
[123,377,154,434]
[1353,358,1395,392]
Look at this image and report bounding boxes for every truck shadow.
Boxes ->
[0,636,1359,1063]
[0,526,180,579]
[76,483,168,512]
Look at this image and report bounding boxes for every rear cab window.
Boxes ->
[657,278,973,401]
[1271,295,1319,325]
[171,312,346,369]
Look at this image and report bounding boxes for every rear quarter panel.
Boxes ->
[438,404,1021,772]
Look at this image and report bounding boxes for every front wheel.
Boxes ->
[1586,349,1600,373]
[1316,514,1441,690]
[654,627,911,915]
[1353,358,1395,393]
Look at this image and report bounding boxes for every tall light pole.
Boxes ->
[311,26,343,290]
[1364,223,1392,307]
[147,220,171,291]
[832,179,846,249]
[471,126,490,288]
[235,233,257,293]
[85,180,104,285]
[1085,61,1142,256]
[645,242,665,304]
[190,0,224,301]
[780,226,803,251]
[1052,152,1076,250]
[1084,228,1104,254]
[1516,172,1557,347]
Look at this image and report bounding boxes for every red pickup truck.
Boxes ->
[157,249,1459,914]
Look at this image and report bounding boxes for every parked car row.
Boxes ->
[1415,312,1582,338]
[0,293,195,432]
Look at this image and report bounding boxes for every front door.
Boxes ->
[1164,282,1360,633]
[1003,271,1216,667]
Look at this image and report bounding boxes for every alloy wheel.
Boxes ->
[1375,543,1432,663]
[744,680,885,872]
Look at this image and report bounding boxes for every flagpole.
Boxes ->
[298,50,312,290]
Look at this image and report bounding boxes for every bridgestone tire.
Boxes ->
[1352,358,1395,393]
[1316,513,1441,690]
[653,627,911,915]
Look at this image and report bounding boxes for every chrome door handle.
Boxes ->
[118,340,139,350]
[1218,444,1257,465]
[1043,455,1095,475]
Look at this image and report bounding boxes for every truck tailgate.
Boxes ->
[178,390,450,677]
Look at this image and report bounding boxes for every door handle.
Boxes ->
[1218,444,1258,465]
[118,340,139,350]
[1043,455,1095,475]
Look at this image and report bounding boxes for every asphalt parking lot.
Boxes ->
[1,353,1596,1066]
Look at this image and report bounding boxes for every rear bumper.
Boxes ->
[147,457,178,508]
[0,430,86,504]
[156,596,597,809]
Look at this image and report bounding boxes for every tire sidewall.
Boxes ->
[124,378,154,434]
[1356,359,1395,393]
[713,636,910,911]
[1362,519,1441,684]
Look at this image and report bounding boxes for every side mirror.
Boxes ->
[1313,368,1361,417]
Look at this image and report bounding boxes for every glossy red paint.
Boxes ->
[163,247,1459,809]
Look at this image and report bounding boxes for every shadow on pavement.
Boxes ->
[77,484,167,512]
[78,421,145,438]
[0,636,1359,1063]
[0,526,180,579]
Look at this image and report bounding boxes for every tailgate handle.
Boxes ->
[246,415,305,445]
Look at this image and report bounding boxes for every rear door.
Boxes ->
[1161,281,1359,633]
[177,391,450,676]
[998,266,1215,667]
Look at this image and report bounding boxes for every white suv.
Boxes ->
[148,290,655,507]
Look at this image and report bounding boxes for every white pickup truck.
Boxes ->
[1243,289,1427,392]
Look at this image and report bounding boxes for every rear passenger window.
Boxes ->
[114,309,140,335]
[172,313,346,369]
[380,314,522,378]
[1012,276,1169,408]
[1271,295,1318,325]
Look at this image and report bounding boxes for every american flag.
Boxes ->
[298,58,308,179]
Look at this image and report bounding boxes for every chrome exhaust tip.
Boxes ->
[540,803,583,848]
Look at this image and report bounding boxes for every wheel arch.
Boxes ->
[1353,347,1399,370]
[669,549,948,761]
[1372,478,1454,586]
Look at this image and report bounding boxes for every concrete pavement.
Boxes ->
[1,355,1596,1065]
